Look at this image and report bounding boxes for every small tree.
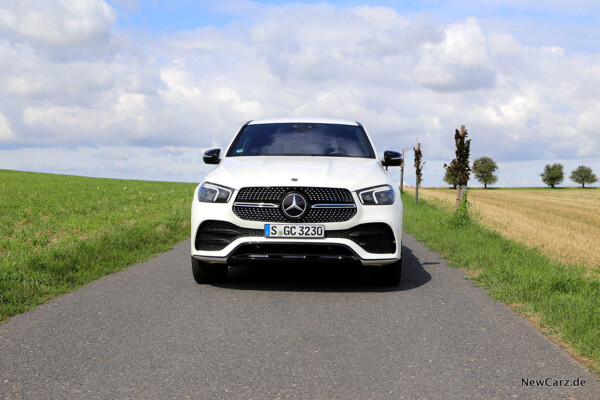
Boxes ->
[414,143,424,204]
[400,149,405,193]
[472,156,498,189]
[541,163,564,188]
[443,159,458,189]
[570,165,597,188]
[444,126,471,208]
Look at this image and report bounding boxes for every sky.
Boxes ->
[0,0,599,187]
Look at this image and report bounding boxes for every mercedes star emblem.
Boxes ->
[281,192,308,220]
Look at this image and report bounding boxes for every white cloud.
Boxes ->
[0,2,599,186]
[487,33,523,56]
[0,0,116,46]
[576,100,600,133]
[414,17,496,91]
[6,61,115,101]
[0,112,14,142]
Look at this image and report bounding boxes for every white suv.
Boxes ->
[191,118,403,285]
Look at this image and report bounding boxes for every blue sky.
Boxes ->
[1,0,599,186]
[108,0,600,52]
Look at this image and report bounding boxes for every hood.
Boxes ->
[204,156,391,191]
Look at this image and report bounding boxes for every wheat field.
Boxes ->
[409,187,600,274]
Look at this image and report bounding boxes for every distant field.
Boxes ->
[0,170,197,321]
[410,187,600,274]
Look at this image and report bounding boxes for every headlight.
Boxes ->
[198,182,233,203]
[357,184,395,205]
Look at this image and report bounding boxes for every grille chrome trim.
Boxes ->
[233,202,278,208]
[311,204,356,209]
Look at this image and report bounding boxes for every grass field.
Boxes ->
[401,191,600,374]
[409,187,600,275]
[0,170,196,321]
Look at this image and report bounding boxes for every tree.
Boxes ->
[541,163,564,188]
[444,126,471,208]
[570,165,597,188]
[400,149,405,194]
[443,159,458,189]
[472,156,498,189]
[413,143,424,204]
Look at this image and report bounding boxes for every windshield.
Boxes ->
[226,123,376,158]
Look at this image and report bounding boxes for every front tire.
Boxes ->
[377,257,402,286]
[191,257,228,284]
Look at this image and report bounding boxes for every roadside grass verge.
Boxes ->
[0,170,197,322]
[401,192,600,374]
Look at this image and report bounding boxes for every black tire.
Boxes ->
[191,257,228,284]
[377,257,402,286]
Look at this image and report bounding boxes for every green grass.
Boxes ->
[402,192,600,374]
[0,170,196,321]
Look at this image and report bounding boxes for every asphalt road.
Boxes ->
[1,233,599,399]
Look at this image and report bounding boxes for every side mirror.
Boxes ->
[203,148,221,165]
[382,150,402,167]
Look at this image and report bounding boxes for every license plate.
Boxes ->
[264,224,325,238]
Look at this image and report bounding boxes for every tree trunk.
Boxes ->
[400,149,404,194]
[455,184,461,208]
[582,183,585,188]
[484,183,487,189]
[415,182,419,204]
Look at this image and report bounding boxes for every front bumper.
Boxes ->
[191,186,402,266]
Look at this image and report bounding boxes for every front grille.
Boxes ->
[195,221,396,254]
[236,187,354,203]
[233,187,356,223]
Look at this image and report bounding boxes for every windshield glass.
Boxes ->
[227,123,375,158]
